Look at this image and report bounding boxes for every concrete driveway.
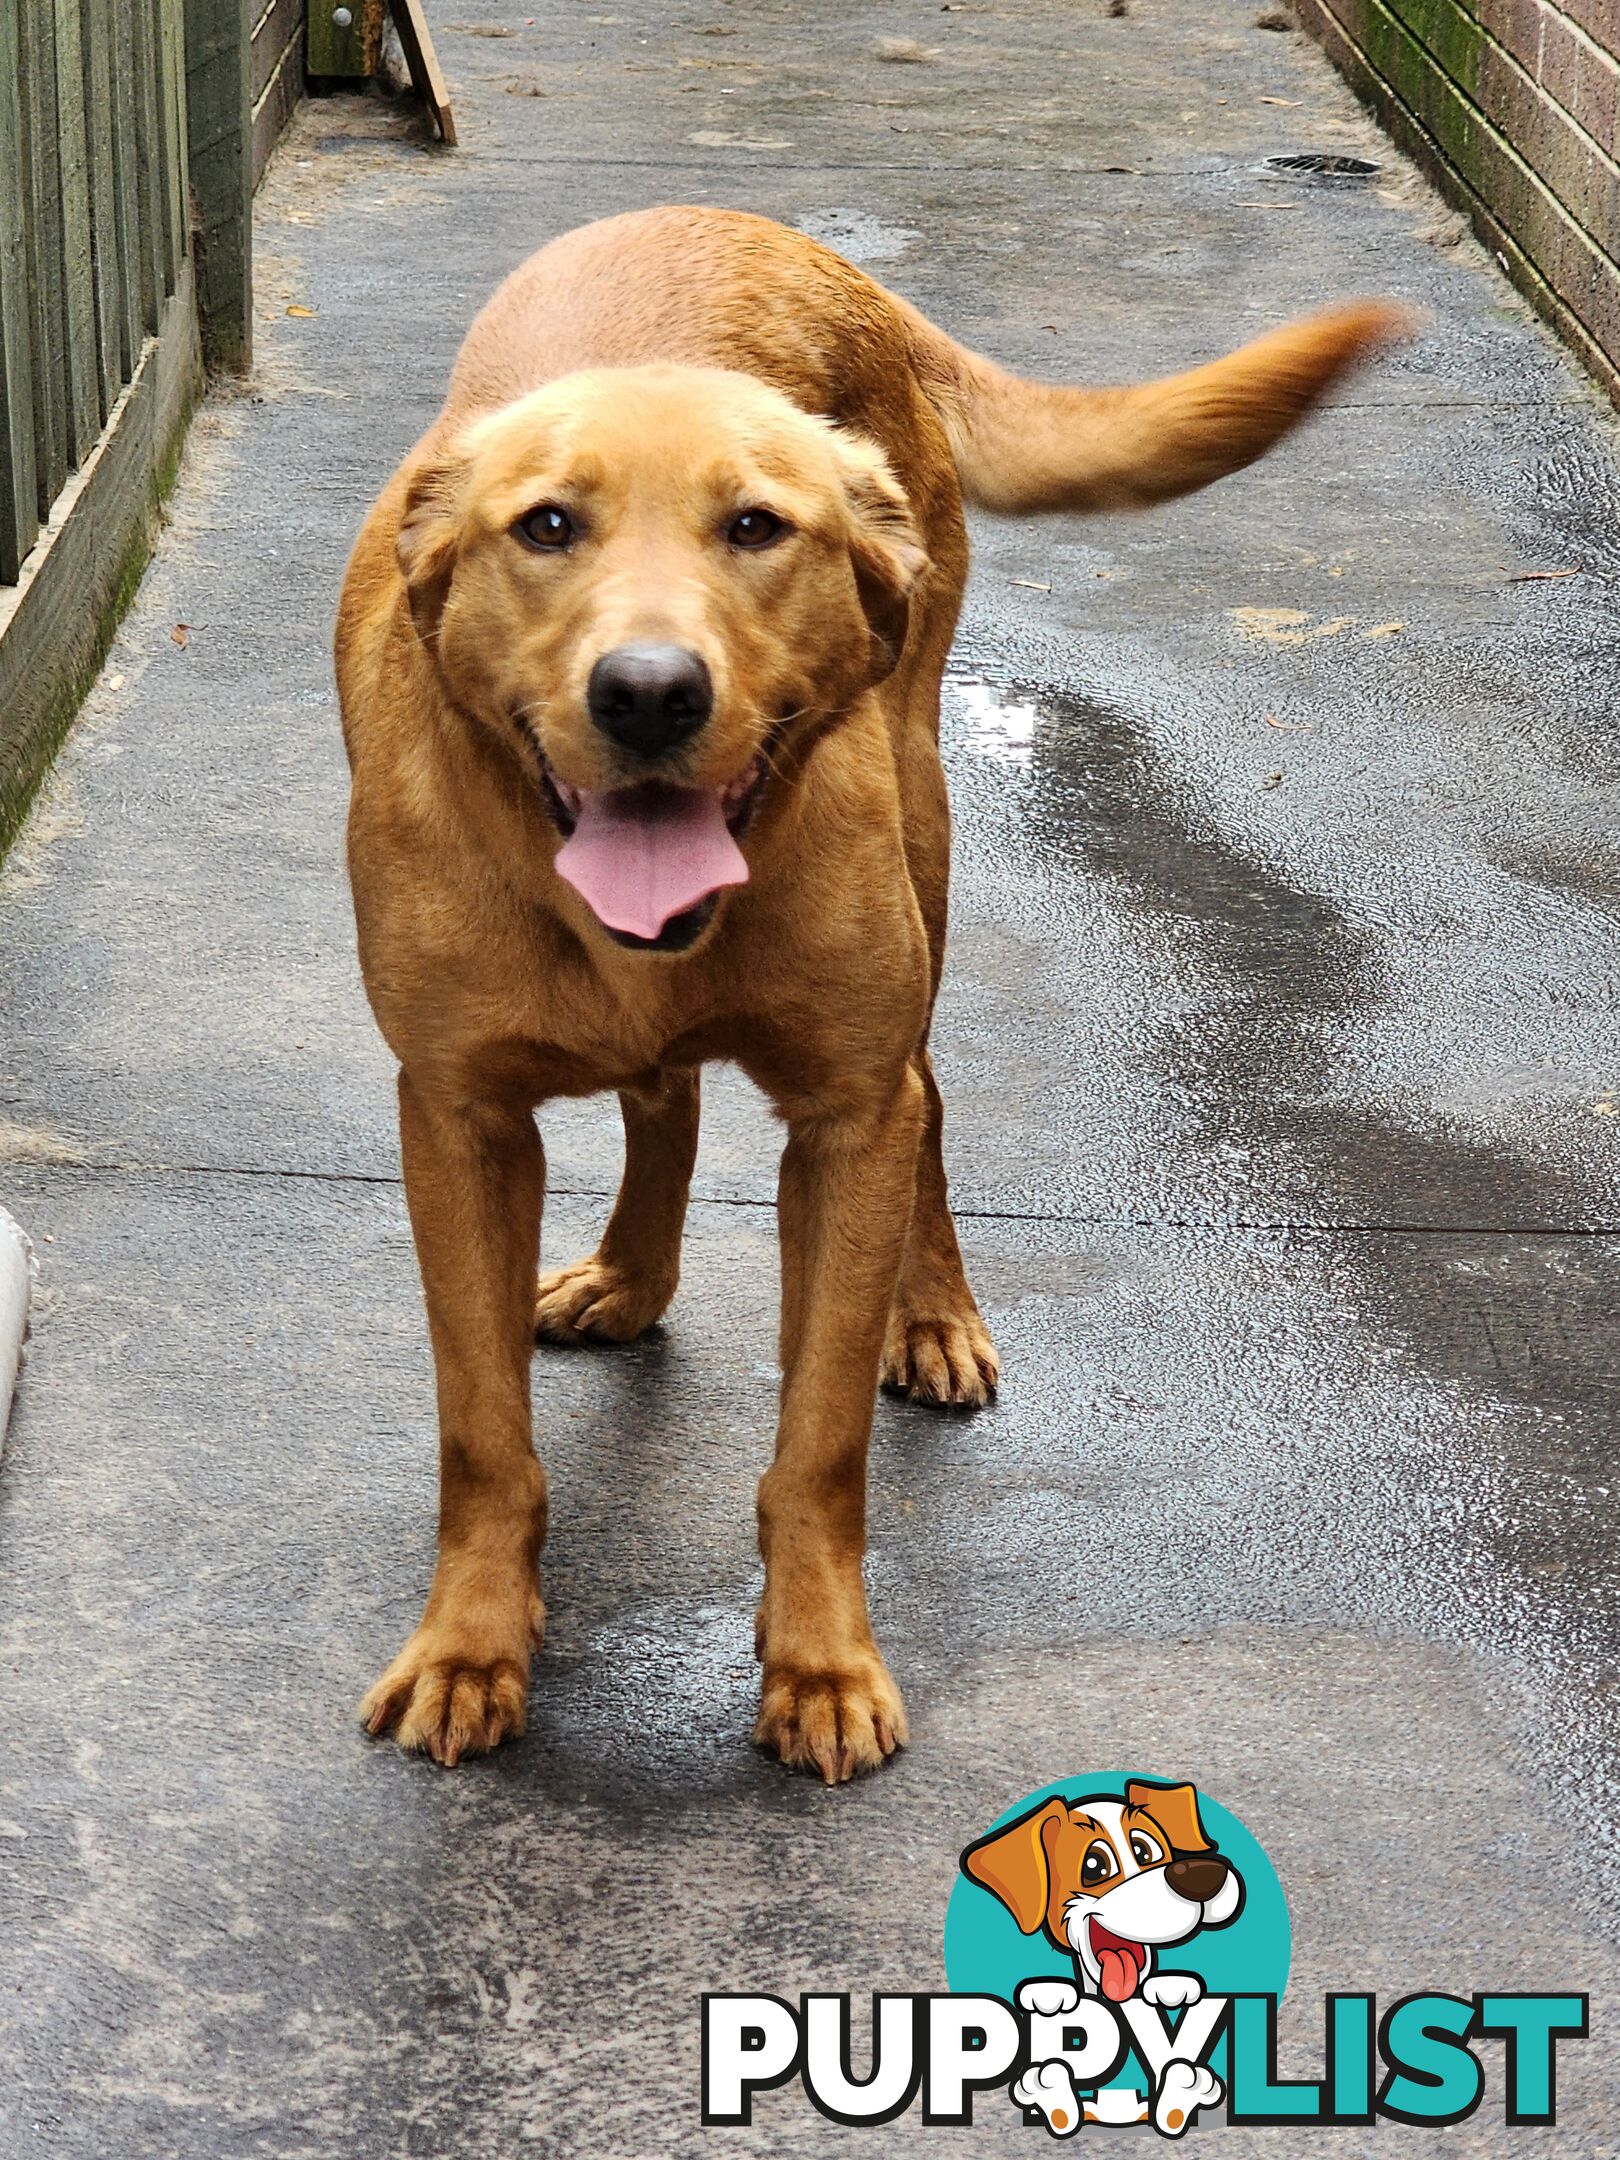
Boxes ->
[0,1,1616,2152]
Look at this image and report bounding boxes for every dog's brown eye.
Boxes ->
[1081,1840,1116,1887]
[728,508,785,550]
[517,504,576,551]
[1130,1832,1164,1868]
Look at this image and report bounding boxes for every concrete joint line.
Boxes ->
[4,1155,1613,1241]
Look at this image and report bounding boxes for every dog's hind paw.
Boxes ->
[1154,2060,1222,2138]
[535,1253,674,1344]
[881,1310,999,1408]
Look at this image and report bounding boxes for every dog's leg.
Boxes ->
[535,1066,699,1343]
[882,1046,1000,1407]
[360,1074,547,1763]
[881,732,1000,1408]
[754,1065,923,1782]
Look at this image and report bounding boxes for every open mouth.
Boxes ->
[1088,1918,1148,2003]
[537,753,768,951]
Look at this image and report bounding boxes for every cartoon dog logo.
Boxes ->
[961,1779,1244,2133]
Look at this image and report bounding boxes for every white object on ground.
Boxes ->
[0,1208,35,1444]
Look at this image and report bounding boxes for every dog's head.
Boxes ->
[962,1781,1244,2003]
[394,365,927,953]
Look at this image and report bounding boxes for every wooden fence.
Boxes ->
[0,0,311,854]
[0,0,192,584]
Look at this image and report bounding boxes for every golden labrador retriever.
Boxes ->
[336,206,1401,1782]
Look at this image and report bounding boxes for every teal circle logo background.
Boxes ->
[944,1774,1290,2002]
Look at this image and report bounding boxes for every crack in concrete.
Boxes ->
[4,1151,1613,1239]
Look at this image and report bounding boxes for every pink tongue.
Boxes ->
[1098,1946,1144,2004]
[554,782,748,940]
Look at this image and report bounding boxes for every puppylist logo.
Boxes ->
[702,1775,1587,2136]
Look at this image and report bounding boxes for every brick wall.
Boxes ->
[1296,0,1620,403]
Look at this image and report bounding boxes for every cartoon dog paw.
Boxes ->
[1012,2060,1083,2137]
[1154,2059,1223,2138]
[1142,1972,1204,2010]
[1017,1978,1082,2018]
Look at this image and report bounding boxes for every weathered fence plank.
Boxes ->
[185,0,254,372]
[78,0,124,426]
[51,0,100,467]
[130,0,167,335]
[108,0,148,377]
[19,0,70,519]
[0,6,42,580]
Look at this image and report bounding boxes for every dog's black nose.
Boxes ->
[587,643,712,759]
[1164,1854,1228,1904]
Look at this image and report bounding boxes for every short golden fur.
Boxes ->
[336,207,1402,1782]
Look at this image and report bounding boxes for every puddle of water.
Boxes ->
[946,672,1042,768]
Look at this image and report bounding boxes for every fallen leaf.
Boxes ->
[1362,620,1404,639]
[1009,578,1052,592]
[1505,566,1579,582]
[1258,94,1301,104]
[875,35,936,60]
[1593,1100,1617,1116]
[1231,606,1364,644]
[687,129,791,148]
[1236,199,1301,209]
[1260,771,1283,790]
[171,623,190,648]
[285,303,317,318]
[1263,711,1311,731]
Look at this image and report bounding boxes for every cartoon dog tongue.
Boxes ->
[1091,1923,1147,2003]
[555,783,748,940]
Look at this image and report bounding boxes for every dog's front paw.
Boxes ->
[535,1253,674,1343]
[1018,1978,1082,2018]
[1143,1973,1203,2010]
[1154,2060,1222,2138]
[360,1591,544,1766]
[754,1655,907,1785]
[881,1308,999,1408]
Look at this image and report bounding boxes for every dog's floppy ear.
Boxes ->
[1126,1780,1212,1856]
[961,1798,1068,1934]
[830,430,928,682]
[395,437,472,644]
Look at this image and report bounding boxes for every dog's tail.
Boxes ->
[908,301,1411,514]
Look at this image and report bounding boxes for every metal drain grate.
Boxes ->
[1262,151,1381,182]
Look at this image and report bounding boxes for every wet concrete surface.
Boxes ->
[0,0,1618,2152]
